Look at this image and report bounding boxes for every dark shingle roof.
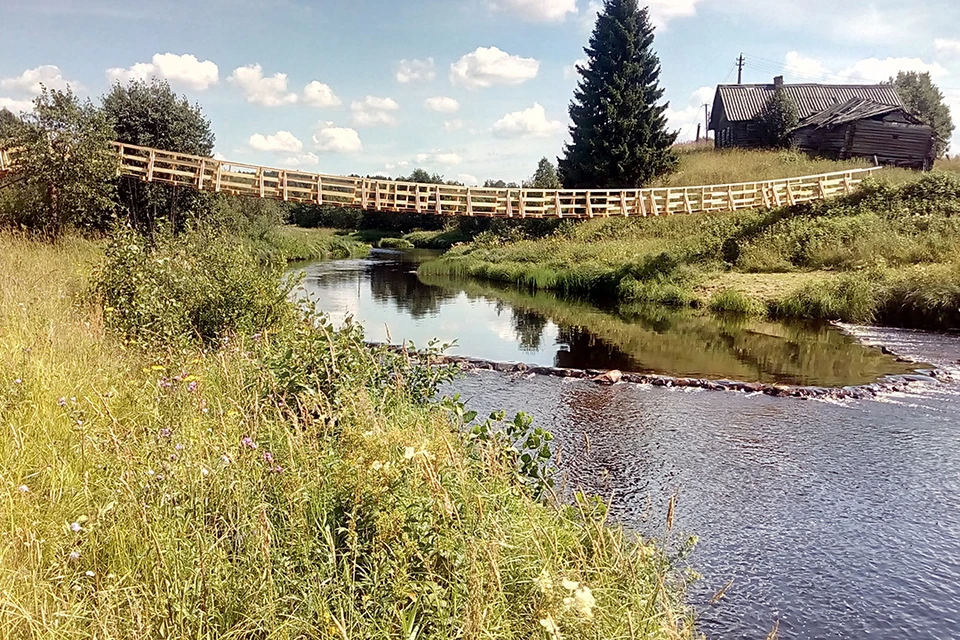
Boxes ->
[710,83,903,129]
[796,97,920,129]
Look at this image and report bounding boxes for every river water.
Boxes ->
[294,250,960,639]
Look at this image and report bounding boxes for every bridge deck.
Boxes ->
[1,142,880,218]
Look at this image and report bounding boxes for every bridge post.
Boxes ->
[555,191,563,218]
[415,186,422,213]
[147,149,156,182]
[519,189,526,218]
[316,175,323,205]
[637,190,647,216]
[375,181,381,210]
[281,171,288,201]
[506,191,514,217]
[214,163,222,193]
[197,159,206,191]
[466,188,474,216]
[435,185,442,215]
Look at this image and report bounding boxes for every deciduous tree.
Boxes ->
[7,88,116,235]
[559,0,678,188]
[526,157,560,189]
[891,71,955,156]
[757,86,799,148]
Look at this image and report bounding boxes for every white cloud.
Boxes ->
[665,86,713,143]
[1,65,75,94]
[563,58,586,80]
[450,47,539,89]
[783,51,828,81]
[0,97,34,113]
[838,57,947,83]
[435,152,462,165]
[444,119,465,132]
[488,0,577,22]
[107,53,218,91]
[458,173,479,186]
[491,103,562,138]
[248,130,303,153]
[213,152,228,161]
[313,122,363,154]
[228,64,298,106]
[935,38,960,58]
[396,58,436,84]
[424,96,460,113]
[281,152,320,168]
[351,96,400,127]
[303,81,341,107]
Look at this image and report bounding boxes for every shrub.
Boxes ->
[769,272,878,323]
[91,226,293,347]
[709,288,761,315]
[377,236,415,249]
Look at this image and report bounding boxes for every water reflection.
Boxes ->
[293,249,916,387]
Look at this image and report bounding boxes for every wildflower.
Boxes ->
[220,454,232,465]
[535,568,553,594]
[404,446,416,460]
[159,428,172,438]
[186,381,198,393]
[263,451,274,464]
[241,437,258,450]
[14,378,22,385]
[175,443,184,451]
[272,465,284,474]
[158,377,173,389]
[200,467,210,477]
[563,585,596,620]
[85,571,95,577]
[169,453,178,462]
[561,578,579,591]
[362,430,374,438]
[70,522,82,532]
[68,551,81,562]
[17,485,29,493]
[370,460,383,472]
[147,469,155,476]
[539,614,561,640]
[57,397,67,407]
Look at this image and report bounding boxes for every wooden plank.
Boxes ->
[435,184,442,215]
[650,191,659,216]
[146,150,156,182]
[638,190,647,216]
[316,175,323,205]
[621,190,628,217]
[466,188,474,216]
[555,191,563,218]
[506,191,514,217]
[375,181,382,210]
[683,189,692,214]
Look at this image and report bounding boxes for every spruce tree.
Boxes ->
[559,0,678,189]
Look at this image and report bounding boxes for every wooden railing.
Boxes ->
[1,141,882,218]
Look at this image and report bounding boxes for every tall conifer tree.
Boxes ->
[559,0,678,188]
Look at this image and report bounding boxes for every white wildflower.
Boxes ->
[563,585,596,620]
[535,568,553,594]
[370,461,383,472]
[68,551,81,562]
[200,467,210,477]
[85,570,95,577]
[404,446,416,460]
[539,614,561,640]
[561,578,579,591]
[17,485,30,493]
[69,522,82,532]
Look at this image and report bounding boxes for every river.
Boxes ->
[294,249,960,639]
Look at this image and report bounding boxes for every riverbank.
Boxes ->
[421,172,960,331]
[0,231,694,639]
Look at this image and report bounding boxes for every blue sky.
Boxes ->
[3,0,959,184]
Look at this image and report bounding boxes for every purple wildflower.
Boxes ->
[263,451,274,464]
[186,381,198,393]
[159,428,172,438]
[57,397,67,407]
[241,437,258,450]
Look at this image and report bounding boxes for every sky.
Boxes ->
[2,0,960,185]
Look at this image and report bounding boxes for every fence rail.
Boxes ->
[0,142,882,218]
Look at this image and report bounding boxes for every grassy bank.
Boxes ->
[422,172,960,330]
[0,231,694,639]
[257,225,371,262]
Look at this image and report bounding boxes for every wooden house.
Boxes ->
[789,97,935,169]
[708,78,923,154]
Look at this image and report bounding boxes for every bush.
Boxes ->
[91,226,293,347]
[709,288,761,315]
[769,272,878,323]
[377,236,415,249]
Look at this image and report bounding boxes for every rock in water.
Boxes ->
[592,369,623,385]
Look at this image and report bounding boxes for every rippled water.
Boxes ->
[294,252,960,638]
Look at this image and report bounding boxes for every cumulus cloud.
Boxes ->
[488,0,577,22]
[303,81,341,107]
[351,96,400,127]
[107,53,218,90]
[935,38,960,57]
[664,86,714,143]
[783,51,828,80]
[450,46,539,89]
[1,65,76,94]
[313,122,363,153]
[248,130,303,153]
[434,152,462,165]
[579,0,701,30]
[281,152,320,168]
[424,96,460,113]
[491,103,562,138]
[396,58,436,83]
[444,119,465,132]
[229,64,298,106]
[838,57,947,83]
[0,97,34,113]
[458,173,479,186]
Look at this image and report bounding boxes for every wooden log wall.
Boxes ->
[2,141,882,218]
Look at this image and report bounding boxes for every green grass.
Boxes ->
[424,171,960,330]
[259,226,371,263]
[0,232,695,639]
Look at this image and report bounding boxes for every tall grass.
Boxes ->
[0,232,695,639]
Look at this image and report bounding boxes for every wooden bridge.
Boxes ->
[1,142,881,218]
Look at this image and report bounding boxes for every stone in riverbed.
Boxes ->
[592,369,623,385]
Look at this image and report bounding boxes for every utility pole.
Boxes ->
[703,103,710,140]
[737,53,745,84]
